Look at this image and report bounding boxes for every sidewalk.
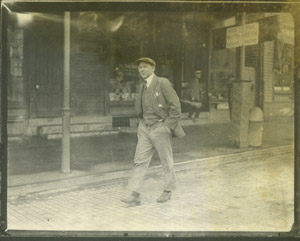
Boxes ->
[7,115,294,196]
[7,144,294,232]
[6,115,295,232]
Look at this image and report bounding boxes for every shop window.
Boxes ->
[108,38,141,117]
[8,28,25,107]
[109,65,139,103]
[274,41,294,93]
[210,48,236,107]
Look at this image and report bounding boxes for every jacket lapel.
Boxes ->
[135,80,144,115]
[151,75,158,91]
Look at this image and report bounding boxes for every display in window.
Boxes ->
[109,70,138,101]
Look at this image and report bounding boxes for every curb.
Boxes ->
[8,145,293,200]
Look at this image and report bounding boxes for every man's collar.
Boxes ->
[145,74,154,87]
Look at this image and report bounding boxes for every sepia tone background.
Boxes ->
[0,0,299,235]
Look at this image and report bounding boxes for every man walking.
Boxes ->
[121,57,185,206]
[187,69,206,120]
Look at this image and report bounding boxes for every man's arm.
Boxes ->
[160,79,181,130]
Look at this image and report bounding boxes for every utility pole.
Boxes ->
[208,30,212,108]
[239,12,246,82]
[1,5,8,232]
[231,12,252,149]
[62,11,71,173]
[293,67,300,235]
[291,9,300,235]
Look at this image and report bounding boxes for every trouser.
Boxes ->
[127,120,176,193]
[188,106,201,118]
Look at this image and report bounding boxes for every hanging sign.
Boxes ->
[226,22,259,48]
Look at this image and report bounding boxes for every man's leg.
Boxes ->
[150,123,176,202]
[194,108,200,118]
[127,121,154,194]
[188,105,194,118]
[195,102,204,119]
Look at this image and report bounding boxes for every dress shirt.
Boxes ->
[144,74,154,88]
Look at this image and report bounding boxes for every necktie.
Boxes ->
[140,81,147,118]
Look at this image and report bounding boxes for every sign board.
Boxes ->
[226,22,259,48]
[226,25,243,48]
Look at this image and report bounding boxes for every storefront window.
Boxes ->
[210,48,236,108]
[109,66,138,102]
[8,28,25,106]
[274,41,294,92]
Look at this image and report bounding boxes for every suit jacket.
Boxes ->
[135,75,185,139]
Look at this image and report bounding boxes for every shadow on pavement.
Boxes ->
[8,117,294,176]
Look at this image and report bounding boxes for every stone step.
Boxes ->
[28,116,112,126]
[46,130,119,140]
[38,123,113,138]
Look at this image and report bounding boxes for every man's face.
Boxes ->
[195,72,202,79]
[138,62,155,79]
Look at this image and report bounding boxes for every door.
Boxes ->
[24,14,64,118]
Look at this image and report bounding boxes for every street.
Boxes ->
[8,145,294,232]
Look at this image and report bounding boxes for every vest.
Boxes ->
[142,82,161,126]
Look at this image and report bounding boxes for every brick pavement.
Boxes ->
[7,146,294,232]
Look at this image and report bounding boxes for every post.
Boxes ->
[62,11,71,173]
[208,30,213,110]
[181,14,185,84]
[239,12,246,81]
[1,5,9,232]
[292,68,300,235]
[231,12,252,149]
[292,10,300,234]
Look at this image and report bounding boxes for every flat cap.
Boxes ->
[135,57,156,66]
[194,69,203,73]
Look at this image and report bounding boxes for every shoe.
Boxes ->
[121,194,141,206]
[157,191,172,203]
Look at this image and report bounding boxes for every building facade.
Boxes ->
[6,11,294,139]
